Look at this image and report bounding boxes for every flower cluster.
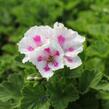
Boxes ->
[18,22,85,79]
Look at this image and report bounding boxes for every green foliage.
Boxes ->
[79,70,103,93]
[0,0,109,109]
[0,73,24,108]
[47,72,79,109]
[21,84,50,109]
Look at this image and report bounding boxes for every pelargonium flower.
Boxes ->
[18,22,85,79]
[53,22,85,69]
[28,41,64,79]
[17,25,53,63]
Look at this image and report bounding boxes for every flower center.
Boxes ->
[47,55,54,63]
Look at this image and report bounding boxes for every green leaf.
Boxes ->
[79,70,103,93]
[79,92,99,109]
[85,58,105,73]
[2,44,17,54]
[102,100,109,109]
[90,72,103,88]
[0,73,24,102]
[64,0,80,10]
[86,40,109,58]
[0,84,13,102]
[97,91,109,100]
[87,24,109,39]
[21,84,50,109]
[0,101,12,109]
[47,72,79,109]
[93,83,109,91]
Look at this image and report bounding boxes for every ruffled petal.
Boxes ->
[36,61,54,79]
[28,40,64,79]
[64,42,84,57]
[18,25,53,54]
[28,43,54,79]
[17,36,35,54]
[53,22,85,49]
[53,22,85,57]
[64,56,82,69]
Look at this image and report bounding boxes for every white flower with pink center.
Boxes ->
[17,25,53,63]
[53,22,85,69]
[29,41,64,79]
[18,22,85,79]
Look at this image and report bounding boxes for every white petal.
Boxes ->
[54,22,76,40]
[17,36,36,54]
[54,22,64,28]
[36,61,54,79]
[28,41,50,65]
[47,40,64,70]
[53,22,85,58]
[72,32,86,43]
[40,70,54,80]
[24,25,53,39]
[64,56,82,69]
[28,40,64,79]
[29,48,54,79]
[17,25,53,54]
[64,42,84,56]
[24,25,54,43]
[53,22,85,48]
[29,40,64,65]
[50,40,64,55]
[53,22,72,41]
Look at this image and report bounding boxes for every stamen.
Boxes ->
[47,55,54,63]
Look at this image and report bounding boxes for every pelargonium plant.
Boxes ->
[18,22,85,79]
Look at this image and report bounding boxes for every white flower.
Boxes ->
[17,22,85,79]
[17,25,53,63]
[29,40,64,79]
[53,22,85,69]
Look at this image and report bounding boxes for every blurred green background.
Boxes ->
[0,0,109,109]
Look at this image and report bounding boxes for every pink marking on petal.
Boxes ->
[37,56,43,62]
[65,56,73,63]
[44,65,50,72]
[44,48,51,54]
[58,35,65,45]
[53,51,60,56]
[33,35,42,45]
[27,46,34,51]
[53,61,58,67]
[68,47,75,52]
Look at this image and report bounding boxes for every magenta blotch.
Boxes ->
[44,65,50,72]
[37,56,43,62]
[68,47,74,52]
[27,46,34,51]
[58,35,65,45]
[53,61,58,67]
[44,48,51,54]
[54,50,60,56]
[65,56,73,63]
[33,35,42,45]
